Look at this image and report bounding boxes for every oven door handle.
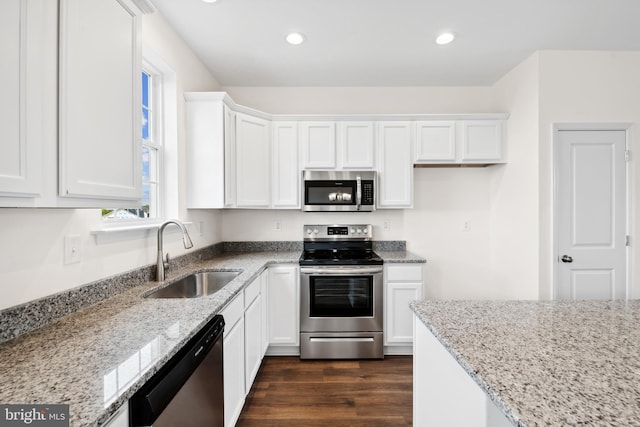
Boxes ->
[300,267,383,275]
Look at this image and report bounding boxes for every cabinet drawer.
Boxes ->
[221,293,244,331]
[386,265,423,282]
[244,277,260,308]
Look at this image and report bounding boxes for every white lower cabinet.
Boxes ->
[244,278,262,393]
[413,317,511,427]
[267,265,300,355]
[221,271,271,427]
[384,263,424,354]
[259,270,269,356]
[221,293,245,427]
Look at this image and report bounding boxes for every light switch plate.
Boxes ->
[64,235,82,265]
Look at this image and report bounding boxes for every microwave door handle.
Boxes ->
[356,175,362,211]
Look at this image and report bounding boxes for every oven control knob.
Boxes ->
[350,228,355,234]
[313,228,319,234]
[356,228,362,234]
[306,228,312,235]
[361,229,367,235]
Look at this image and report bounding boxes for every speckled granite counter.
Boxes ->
[0,247,424,426]
[378,250,425,263]
[0,251,299,426]
[411,300,640,427]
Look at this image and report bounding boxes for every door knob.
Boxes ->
[561,255,573,263]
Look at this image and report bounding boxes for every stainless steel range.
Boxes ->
[299,224,384,359]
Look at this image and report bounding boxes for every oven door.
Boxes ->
[300,266,383,333]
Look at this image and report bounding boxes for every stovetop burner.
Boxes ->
[299,224,383,266]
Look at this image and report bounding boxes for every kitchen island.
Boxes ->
[411,300,640,427]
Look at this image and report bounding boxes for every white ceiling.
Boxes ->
[150,0,640,87]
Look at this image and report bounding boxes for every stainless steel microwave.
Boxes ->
[302,170,376,212]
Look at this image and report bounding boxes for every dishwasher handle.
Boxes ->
[130,315,225,426]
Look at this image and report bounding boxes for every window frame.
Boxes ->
[96,46,182,244]
[101,57,165,226]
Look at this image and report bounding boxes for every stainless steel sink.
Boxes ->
[146,271,241,299]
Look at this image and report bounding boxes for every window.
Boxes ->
[141,68,162,219]
[102,64,163,222]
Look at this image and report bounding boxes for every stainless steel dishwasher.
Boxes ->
[130,315,225,427]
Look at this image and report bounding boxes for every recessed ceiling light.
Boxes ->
[286,32,306,45]
[435,32,455,45]
[202,0,218,3]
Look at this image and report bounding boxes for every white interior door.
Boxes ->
[555,129,627,300]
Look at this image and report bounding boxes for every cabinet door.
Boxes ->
[224,107,237,207]
[386,283,422,345]
[59,0,142,201]
[268,265,299,346]
[300,121,336,169]
[0,0,50,199]
[458,120,504,162]
[415,121,456,162]
[377,122,413,208]
[338,122,375,169]
[244,295,262,393]
[235,112,271,207]
[223,316,245,427]
[260,270,269,357]
[272,122,299,208]
[185,94,225,208]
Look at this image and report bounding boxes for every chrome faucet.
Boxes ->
[157,219,194,281]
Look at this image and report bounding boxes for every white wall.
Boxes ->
[0,13,222,310]
[4,44,639,310]
[489,52,541,300]
[223,86,515,299]
[536,51,640,299]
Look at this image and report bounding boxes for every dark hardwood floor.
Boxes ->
[236,356,413,427]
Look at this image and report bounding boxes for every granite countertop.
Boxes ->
[0,251,299,426]
[378,250,425,263]
[0,248,424,426]
[411,300,640,427]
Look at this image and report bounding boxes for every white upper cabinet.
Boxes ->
[300,122,336,169]
[224,107,237,207]
[185,93,226,209]
[338,122,375,169]
[59,0,142,202]
[377,122,413,208]
[416,121,456,162]
[272,122,300,209]
[0,0,56,206]
[184,92,508,210]
[458,120,504,162]
[235,112,271,208]
[301,121,375,170]
[415,119,506,165]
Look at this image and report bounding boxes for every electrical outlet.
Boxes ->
[274,221,281,231]
[462,220,471,232]
[383,220,391,230]
[64,235,82,265]
[199,221,204,236]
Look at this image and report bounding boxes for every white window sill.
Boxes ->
[91,221,193,245]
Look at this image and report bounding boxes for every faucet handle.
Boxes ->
[164,253,170,271]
